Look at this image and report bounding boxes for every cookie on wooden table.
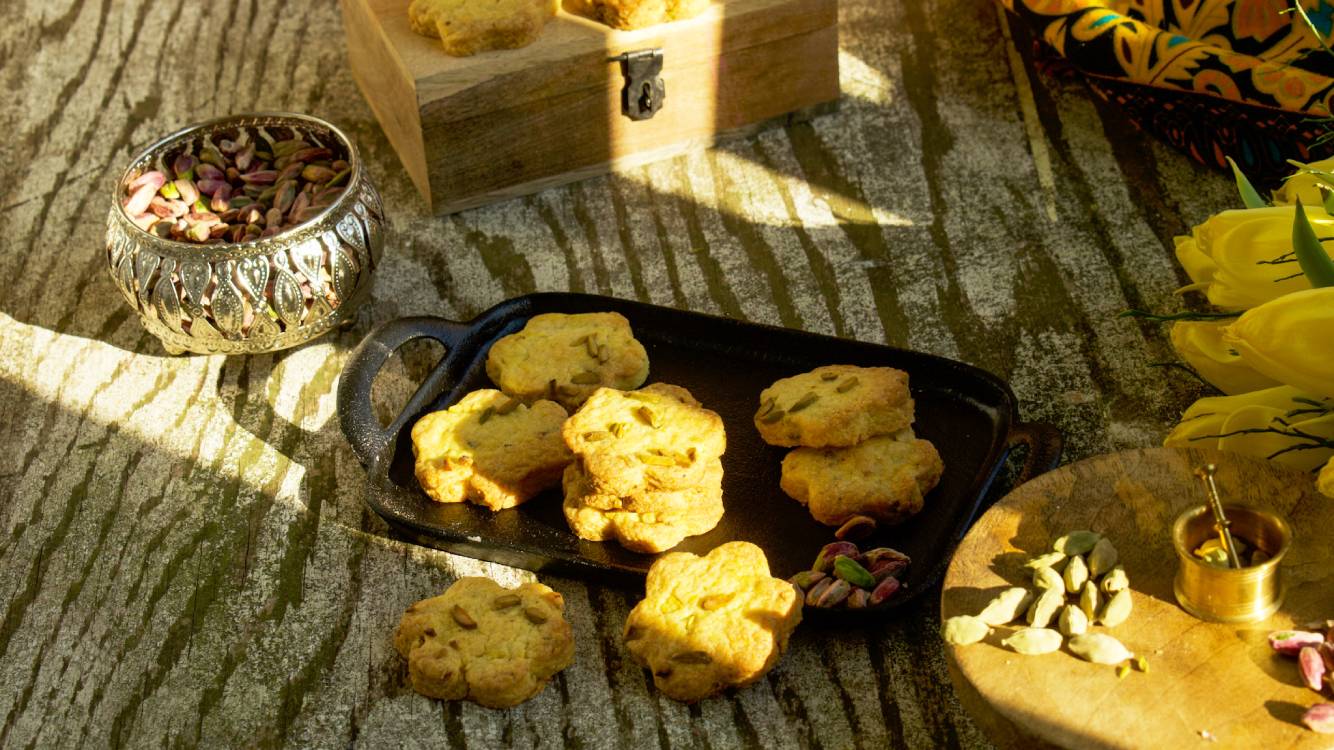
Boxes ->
[779,430,943,527]
[562,461,724,552]
[563,383,726,496]
[409,0,558,57]
[394,577,574,708]
[754,364,914,448]
[623,541,802,702]
[411,389,571,510]
[485,312,650,410]
[576,0,710,30]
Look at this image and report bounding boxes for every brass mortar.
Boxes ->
[1172,504,1291,623]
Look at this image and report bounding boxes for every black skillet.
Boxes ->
[337,293,1062,617]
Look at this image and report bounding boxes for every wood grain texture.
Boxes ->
[0,0,1246,747]
[943,448,1332,750]
[344,0,840,210]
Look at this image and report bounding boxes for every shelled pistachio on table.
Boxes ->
[788,540,909,610]
[1267,620,1334,733]
[944,530,1144,676]
[120,127,351,243]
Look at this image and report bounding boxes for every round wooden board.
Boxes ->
[942,448,1333,750]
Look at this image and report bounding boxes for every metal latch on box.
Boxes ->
[611,49,665,121]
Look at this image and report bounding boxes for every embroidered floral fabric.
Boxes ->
[1001,0,1334,179]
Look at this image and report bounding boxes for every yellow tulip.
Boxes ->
[1190,207,1334,309]
[1224,287,1334,399]
[1164,386,1334,473]
[1172,206,1334,306]
[1318,457,1334,498]
[1272,158,1334,206]
[1174,235,1215,287]
[1169,320,1281,394]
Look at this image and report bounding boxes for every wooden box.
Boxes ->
[340,0,839,213]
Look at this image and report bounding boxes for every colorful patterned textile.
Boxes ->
[1001,0,1334,180]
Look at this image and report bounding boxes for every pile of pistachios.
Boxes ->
[788,540,909,610]
[1268,621,1334,733]
[944,530,1146,676]
[121,126,350,243]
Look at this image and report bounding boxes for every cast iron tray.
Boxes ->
[338,293,1062,615]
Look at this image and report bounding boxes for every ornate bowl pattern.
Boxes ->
[105,113,384,355]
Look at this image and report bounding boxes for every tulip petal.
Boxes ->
[1225,287,1334,399]
[1170,320,1281,395]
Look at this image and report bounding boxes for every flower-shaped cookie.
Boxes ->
[623,541,802,702]
[394,577,575,708]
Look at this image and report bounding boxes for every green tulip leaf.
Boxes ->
[1227,156,1267,209]
[1291,200,1334,288]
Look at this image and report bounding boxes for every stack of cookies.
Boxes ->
[754,365,944,530]
[561,383,727,553]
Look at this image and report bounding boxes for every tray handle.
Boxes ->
[1006,421,1064,487]
[337,316,471,466]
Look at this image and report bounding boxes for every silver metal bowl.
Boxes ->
[105,112,385,355]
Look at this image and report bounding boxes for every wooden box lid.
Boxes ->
[343,0,839,211]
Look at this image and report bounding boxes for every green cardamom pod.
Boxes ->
[1054,530,1102,556]
[1087,537,1119,578]
[1063,555,1089,594]
[1026,587,1064,628]
[978,587,1034,626]
[1100,565,1129,594]
[1024,552,1067,571]
[1099,589,1133,627]
[1067,633,1134,665]
[1032,566,1063,591]
[1079,581,1100,621]
[1002,627,1063,655]
[942,615,991,646]
[1058,604,1089,637]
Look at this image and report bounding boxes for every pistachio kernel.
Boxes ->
[789,393,819,413]
[757,397,777,417]
[523,606,549,624]
[835,515,876,541]
[635,405,660,428]
[583,430,612,442]
[820,372,838,381]
[495,398,520,415]
[836,377,859,393]
[598,345,610,363]
[698,593,732,611]
[608,422,627,438]
[478,406,495,424]
[671,650,713,665]
[492,594,521,610]
[760,409,786,424]
[451,605,477,629]
[584,336,599,358]
[638,452,676,467]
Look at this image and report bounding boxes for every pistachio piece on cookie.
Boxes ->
[394,577,574,708]
[623,541,801,702]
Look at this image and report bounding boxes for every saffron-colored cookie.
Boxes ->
[563,383,726,496]
[754,364,915,448]
[623,542,802,702]
[408,0,558,57]
[779,431,943,526]
[485,312,650,410]
[394,577,574,708]
[411,389,571,510]
[574,0,710,30]
[562,461,724,552]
